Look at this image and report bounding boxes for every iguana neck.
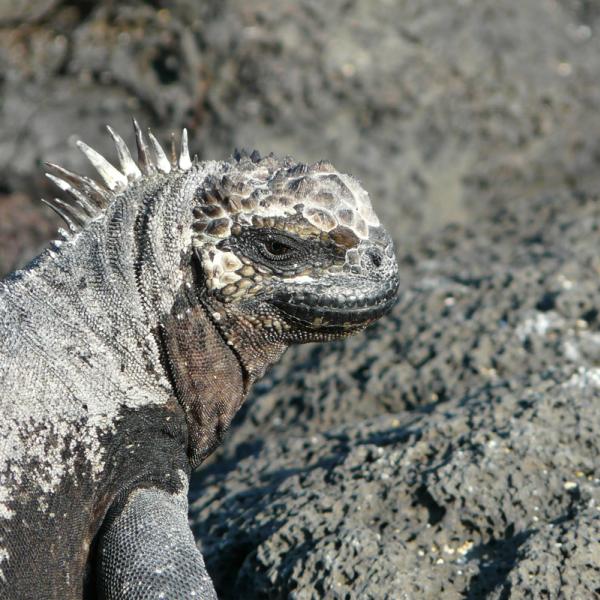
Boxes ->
[160,291,287,467]
[31,168,207,368]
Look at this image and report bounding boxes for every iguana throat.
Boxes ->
[160,252,287,467]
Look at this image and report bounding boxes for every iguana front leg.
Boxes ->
[97,481,217,600]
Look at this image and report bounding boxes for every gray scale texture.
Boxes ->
[98,484,216,600]
[0,122,397,598]
[0,162,210,598]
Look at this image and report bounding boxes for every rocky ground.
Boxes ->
[1,0,600,598]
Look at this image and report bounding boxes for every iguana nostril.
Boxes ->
[368,248,383,268]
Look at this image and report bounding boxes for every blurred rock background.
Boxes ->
[1,0,600,598]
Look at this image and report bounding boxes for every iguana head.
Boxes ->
[191,151,399,344]
[44,124,398,347]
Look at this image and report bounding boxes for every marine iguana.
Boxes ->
[0,122,399,599]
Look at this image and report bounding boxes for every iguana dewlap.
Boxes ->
[0,122,399,599]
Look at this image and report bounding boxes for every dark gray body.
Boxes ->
[0,126,398,598]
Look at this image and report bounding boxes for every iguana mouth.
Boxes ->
[272,276,399,331]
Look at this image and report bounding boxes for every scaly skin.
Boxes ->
[0,123,398,599]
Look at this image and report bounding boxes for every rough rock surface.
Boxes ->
[1,0,600,598]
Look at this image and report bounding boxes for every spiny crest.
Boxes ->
[42,120,194,237]
[232,148,262,164]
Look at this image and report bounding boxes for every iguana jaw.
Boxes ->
[271,273,399,335]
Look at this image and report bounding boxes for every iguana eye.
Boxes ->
[262,238,293,258]
[224,227,326,272]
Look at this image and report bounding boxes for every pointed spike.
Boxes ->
[45,173,96,217]
[204,190,220,205]
[132,118,153,174]
[106,125,142,180]
[52,196,88,225]
[179,128,192,170]
[57,227,71,241]
[45,162,110,207]
[76,140,128,191]
[169,132,177,167]
[147,130,171,174]
[41,198,79,233]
